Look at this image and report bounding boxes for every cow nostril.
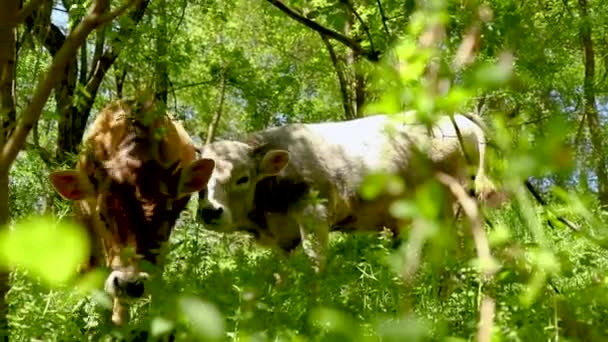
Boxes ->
[199,207,223,222]
[124,280,145,298]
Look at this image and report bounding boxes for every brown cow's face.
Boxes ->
[49,157,214,302]
[197,141,289,232]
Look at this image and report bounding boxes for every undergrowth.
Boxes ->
[6,199,608,341]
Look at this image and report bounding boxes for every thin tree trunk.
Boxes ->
[0,169,8,341]
[55,62,79,162]
[205,70,227,145]
[344,13,357,117]
[155,0,168,105]
[343,10,365,118]
[0,0,18,338]
[354,62,365,116]
[578,0,608,207]
[320,34,354,120]
[116,68,127,98]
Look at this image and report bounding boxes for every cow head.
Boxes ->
[197,141,290,232]
[48,100,215,325]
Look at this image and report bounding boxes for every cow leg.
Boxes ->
[295,203,330,276]
[111,297,128,326]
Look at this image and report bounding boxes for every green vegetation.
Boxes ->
[2,0,608,341]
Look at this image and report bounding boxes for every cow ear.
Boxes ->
[259,150,289,177]
[178,158,215,197]
[49,171,88,200]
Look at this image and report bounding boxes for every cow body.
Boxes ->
[49,99,214,325]
[198,111,499,272]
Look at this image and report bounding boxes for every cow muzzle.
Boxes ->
[104,270,150,298]
[198,206,223,222]
[197,204,232,229]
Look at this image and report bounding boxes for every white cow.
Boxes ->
[197,111,501,272]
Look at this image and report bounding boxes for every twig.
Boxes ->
[167,0,189,46]
[375,0,391,37]
[524,180,579,231]
[506,114,552,127]
[435,171,496,342]
[435,172,494,276]
[342,0,376,54]
[478,297,495,342]
[265,0,379,61]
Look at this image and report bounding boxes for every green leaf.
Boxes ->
[389,199,418,220]
[359,172,389,201]
[178,295,225,341]
[151,316,175,338]
[0,215,90,287]
[473,58,513,88]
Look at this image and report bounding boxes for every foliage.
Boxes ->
[3,0,608,341]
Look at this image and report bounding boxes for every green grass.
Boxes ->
[6,200,608,341]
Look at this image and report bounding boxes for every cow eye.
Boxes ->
[235,176,249,185]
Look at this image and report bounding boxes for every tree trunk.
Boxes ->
[354,61,365,116]
[0,0,18,337]
[55,61,79,163]
[155,0,169,105]
[343,10,365,118]
[578,0,608,207]
[205,70,227,145]
[320,34,354,120]
[0,169,9,341]
[116,68,127,98]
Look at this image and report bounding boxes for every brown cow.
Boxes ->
[48,98,214,325]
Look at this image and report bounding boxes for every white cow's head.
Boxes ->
[197,141,290,232]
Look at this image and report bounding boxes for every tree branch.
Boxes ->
[0,0,140,170]
[434,171,497,342]
[17,0,49,24]
[375,0,390,37]
[341,0,376,53]
[266,0,380,62]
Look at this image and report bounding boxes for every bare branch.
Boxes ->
[435,172,495,276]
[434,171,497,342]
[0,0,140,170]
[478,297,496,342]
[265,0,380,62]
